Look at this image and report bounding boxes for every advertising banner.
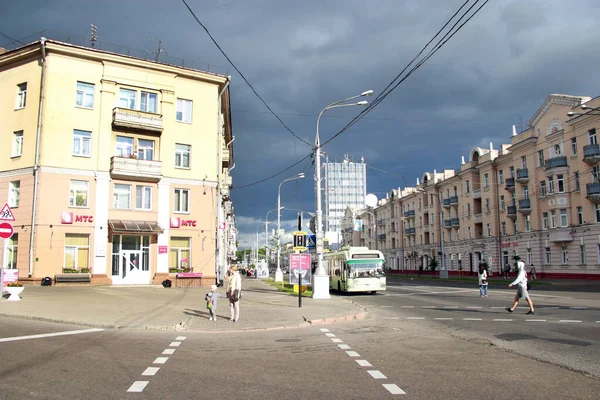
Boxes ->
[289,253,311,285]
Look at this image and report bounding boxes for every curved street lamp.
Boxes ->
[276,173,305,282]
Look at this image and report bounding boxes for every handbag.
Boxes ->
[526,282,531,291]
[481,279,487,285]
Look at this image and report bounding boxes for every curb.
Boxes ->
[306,310,368,325]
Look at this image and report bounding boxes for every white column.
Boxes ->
[157,180,171,274]
[93,172,110,275]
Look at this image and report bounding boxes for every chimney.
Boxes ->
[433,169,437,183]
[461,156,465,165]
[490,142,493,151]
[512,125,517,136]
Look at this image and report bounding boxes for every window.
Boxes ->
[571,137,577,155]
[487,223,491,237]
[561,247,568,265]
[484,173,489,188]
[465,180,470,193]
[521,156,527,168]
[75,82,94,108]
[548,176,554,194]
[116,136,134,157]
[537,150,545,167]
[590,128,597,145]
[550,210,557,228]
[577,206,583,225]
[500,195,505,211]
[540,181,546,197]
[467,204,471,216]
[542,212,548,230]
[580,245,586,265]
[69,180,89,207]
[15,82,27,109]
[526,248,532,265]
[557,175,565,193]
[554,143,562,156]
[501,222,506,236]
[468,227,472,239]
[175,144,191,168]
[119,88,136,110]
[560,209,568,227]
[73,130,91,157]
[498,170,504,184]
[593,166,600,183]
[485,199,490,213]
[140,91,157,113]
[114,184,131,209]
[174,188,190,213]
[169,237,190,270]
[12,131,23,157]
[523,185,529,199]
[574,172,580,192]
[64,234,89,271]
[136,185,152,210]
[5,234,18,269]
[513,221,518,234]
[525,215,531,232]
[137,139,155,160]
[176,98,193,123]
[595,204,600,223]
[455,229,459,241]
[8,181,20,208]
[545,247,551,265]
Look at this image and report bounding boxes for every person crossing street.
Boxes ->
[506,261,535,315]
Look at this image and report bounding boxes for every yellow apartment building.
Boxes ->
[0,38,234,285]
[344,94,600,279]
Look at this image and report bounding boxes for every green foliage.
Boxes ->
[428,256,438,272]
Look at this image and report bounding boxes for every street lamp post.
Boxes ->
[313,90,373,299]
[277,173,305,282]
[265,207,283,265]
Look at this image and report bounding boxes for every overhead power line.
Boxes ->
[180,0,312,147]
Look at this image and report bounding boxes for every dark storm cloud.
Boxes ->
[2,0,600,248]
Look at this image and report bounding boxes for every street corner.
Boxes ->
[305,310,368,326]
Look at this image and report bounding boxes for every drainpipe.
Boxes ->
[215,77,231,286]
[28,37,47,278]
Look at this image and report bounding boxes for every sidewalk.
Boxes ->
[0,278,366,332]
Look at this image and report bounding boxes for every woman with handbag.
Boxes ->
[226,265,242,323]
[478,264,488,298]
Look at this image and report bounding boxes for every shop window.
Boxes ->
[64,234,90,271]
[5,234,18,269]
[169,237,190,271]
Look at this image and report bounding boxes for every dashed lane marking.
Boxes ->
[406,317,425,320]
[493,319,513,322]
[169,341,181,347]
[380,306,394,308]
[401,306,414,308]
[463,318,482,321]
[153,357,169,364]
[382,317,400,320]
[346,351,360,357]
[383,384,407,395]
[338,344,351,350]
[175,336,186,340]
[127,381,149,393]
[0,328,104,343]
[559,320,582,323]
[162,349,176,355]
[332,338,343,343]
[434,318,453,320]
[320,328,330,332]
[142,367,160,376]
[367,370,387,379]
[325,333,336,337]
[356,360,372,367]
[466,306,482,309]
[443,306,459,309]
[421,306,435,309]
[526,319,546,322]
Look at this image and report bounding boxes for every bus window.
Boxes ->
[349,263,385,278]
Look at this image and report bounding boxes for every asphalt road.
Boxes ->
[0,281,599,400]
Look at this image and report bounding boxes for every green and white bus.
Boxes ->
[324,246,386,293]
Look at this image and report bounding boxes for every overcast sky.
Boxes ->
[2,0,600,250]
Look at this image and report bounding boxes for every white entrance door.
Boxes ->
[120,250,147,284]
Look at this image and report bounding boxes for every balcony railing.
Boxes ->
[443,198,451,208]
[112,107,163,132]
[474,213,483,223]
[516,168,529,184]
[451,218,460,227]
[110,156,162,182]
[449,195,459,205]
[507,205,517,219]
[583,144,600,164]
[549,227,574,243]
[472,189,482,199]
[404,227,415,236]
[586,182,600,203]
[505,177,515,192]
[404,210,415,218]
[378,234,387,240]
[518,198,531,214]
[544,156,568,172]
[444,219,452,229]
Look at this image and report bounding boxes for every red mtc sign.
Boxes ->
[501,241,519,248]
[170,217,197,228]
[61,212,94,224]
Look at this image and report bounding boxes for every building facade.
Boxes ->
[345,94,600,278]
[0,38,235,285]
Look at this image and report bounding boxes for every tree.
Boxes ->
[428,256,439,274]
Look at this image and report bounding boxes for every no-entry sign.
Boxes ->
[0,222,14,239]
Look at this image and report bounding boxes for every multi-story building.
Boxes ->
[346,94,600,278]
[0,38,234,285]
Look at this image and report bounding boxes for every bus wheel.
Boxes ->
[338,282,341,292]
[371,291,377,294]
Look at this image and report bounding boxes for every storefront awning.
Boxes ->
[108,220,164,234]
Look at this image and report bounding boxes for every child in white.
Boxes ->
[478,264,488,298]
[506,261,535,315]
[205,285,222,321]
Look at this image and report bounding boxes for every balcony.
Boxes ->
[586,182,600,203]
[451,218,460,227]
[449,195,459,205]
[583,144,600,164]
[112,107,163,133]
[377,219,386,226]
[549,227,574,243]
[516,168,529,184]
[423,225,429,233]
[404,210,415,218]
[444,219,452,229]
[222,144,230,164]
[474,213,483,224]
[544,156,568,174]
[472,189,482,199]
[518,198,531,214]
[505,177,515,192]
[507,205,517,220]
[443,198,451,208]
[378,234,387,240]
[110,156,162,182]
[224,175,232,186]
[404,228,415,236]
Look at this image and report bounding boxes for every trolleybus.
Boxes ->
[323,246,386,293]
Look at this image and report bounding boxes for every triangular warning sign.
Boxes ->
[0,203,15,221]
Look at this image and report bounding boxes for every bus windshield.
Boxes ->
[348,262,385,278]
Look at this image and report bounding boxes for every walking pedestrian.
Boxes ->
[529,264,537,281]
[504,264,511,279]
[205,284,222,321]
[506,261,535,315]
[478,264,488,298]
[226,265,242,323]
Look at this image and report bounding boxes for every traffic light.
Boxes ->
[293,231,307,251]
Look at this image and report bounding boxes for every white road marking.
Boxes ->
[169,341,181,347]
[382,317,400,320]
[356,360,372,367]
[407,317,425,320]
[0,328,104,343]
[332,338,343,343]
[162,349,176,355]
[383,384,407,395]
[320,328,330,332]
[466,306,482,309]
[443,306,458,309]
[463,318,482,321]
[401,306,414,308]
[325,333,336,337]
[338,344,351,350]
[175,336,187,340]
[559,320,582,323]
[491,306,507,309]
[127,381,149,392]
[380,306,394,308]
[526,319,546,322]
[434,318,453,320]
[142,367,160,376]
[493,319,513,322]
[346,351,360,357]
[368,370,387,379]
[421,306,436,309]
[153,357,169,364]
